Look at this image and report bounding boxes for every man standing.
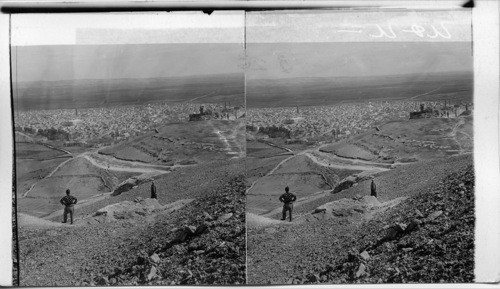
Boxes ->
[151,181,157,199]
[371,179,377,198]
[279,186,296,222]
[60,189,77,224]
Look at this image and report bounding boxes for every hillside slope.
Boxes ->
[247,155,474,284]
[19,174,246,286]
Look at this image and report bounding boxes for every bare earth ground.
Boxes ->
[247,154,473,284]
[99,119,245,165]
[246,115,474,284]
[16,119,244,219]
[15,119,247,285]
[18,174,246,286]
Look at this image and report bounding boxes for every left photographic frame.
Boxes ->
[10,11,246,286]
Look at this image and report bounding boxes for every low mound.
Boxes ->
[100,145,156,163]
[319,117,472,163]
[320,143,378,161]
[80,198,193,224]
[99,120,245,165]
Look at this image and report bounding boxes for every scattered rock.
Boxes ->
[426,210,443,222]
[185,225,197,235]
[360,251,370,261]
[147,266,158,281]
[203,212,213,221]
[149,253,160,264]
[218,213,233,223]
[355,263,367,278]
[415,209,424,218]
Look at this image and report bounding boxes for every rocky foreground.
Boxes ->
[18,175,246,286]
[248,159,474,284]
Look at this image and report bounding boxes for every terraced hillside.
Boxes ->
[320,116,472,163]
[99,119,245,165]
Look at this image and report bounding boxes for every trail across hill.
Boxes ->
[22,151,171,198]
[208,120,245,158]
[82,153,170,173]
[246,140,391,216]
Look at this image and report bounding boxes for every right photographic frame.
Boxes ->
[245,9,474,284]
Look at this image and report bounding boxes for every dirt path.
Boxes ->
[449,117,472,153]
[22,151,171,198]
[245,154,296,194]
[259,140,293,153]
[247,141,392,217]
[22,156,76,197]
[302,151,391,172]
[208,121,245,158]
[83,153,170,173]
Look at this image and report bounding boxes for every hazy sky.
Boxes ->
[12,10,472,82]
[246,41,472,80]
[246,10,472,79]
[12,12,244,82]
[13,44,244,82]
